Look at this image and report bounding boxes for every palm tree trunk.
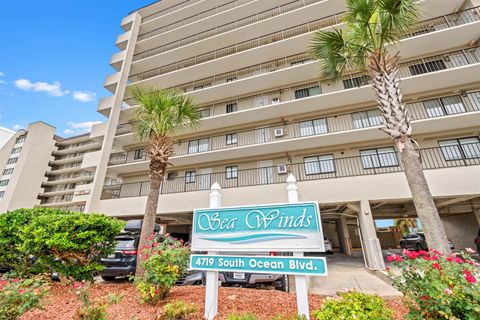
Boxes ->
[135,173,161,277]
[369,52,451,254]
[135,135,174,277]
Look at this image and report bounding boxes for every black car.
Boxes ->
[400,232,454,251]
[98,220,162,281]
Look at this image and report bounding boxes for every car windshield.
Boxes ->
[115,238,135,250]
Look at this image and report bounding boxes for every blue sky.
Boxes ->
[0,0,153,136]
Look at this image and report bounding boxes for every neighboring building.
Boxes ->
[0,121,101,213]
[87,0,480,269]
[0,126,15,149]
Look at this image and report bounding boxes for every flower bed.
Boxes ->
[20,283,407,320]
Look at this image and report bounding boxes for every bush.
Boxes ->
[0,276,49,320]
[135,236,190,304]
[74,282,107,320]
[388,249,480,319]
[0,208,124,281]
[163,300,197,320]
[313,290,393,320]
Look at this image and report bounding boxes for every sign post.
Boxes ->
[193,175,327,320]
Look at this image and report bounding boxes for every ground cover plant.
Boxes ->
[389,248,480,319]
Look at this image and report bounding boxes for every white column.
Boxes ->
[287,174,310,320]
[86,13,142,213]
[359,200,385,270]
[337,217,353,256]
[204,182,221,320]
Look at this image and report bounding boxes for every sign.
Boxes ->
[192,202,324,252]
[190,254,328,276]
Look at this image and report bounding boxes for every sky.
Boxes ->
[0,0,154,136]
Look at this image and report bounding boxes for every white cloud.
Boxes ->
[73,90,96,102]
[14,79,69,97]
[0,80,6,85]
[64,121,102,135]
[0,72,4,77]
[12,124,24,131]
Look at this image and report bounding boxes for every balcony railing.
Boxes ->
[135,0,324,59]
[101,144,480,199]
[130,6,480,82]
[111,90,480,165]
[141,0,203,25]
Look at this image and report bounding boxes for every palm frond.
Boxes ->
[130,86,201,142]
[309,29,350,80]
[377,0,420,46]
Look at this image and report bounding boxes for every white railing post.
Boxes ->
[204,182,221,320]
[287,174,310,319]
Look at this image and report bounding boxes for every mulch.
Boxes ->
[20,283,407,320]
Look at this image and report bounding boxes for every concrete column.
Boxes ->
[474,208,480,226]
[358,200,385,270]
[86,13,142,213]
[337,217,353,256]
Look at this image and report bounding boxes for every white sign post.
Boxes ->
[194,175,326,320]
[287,174,310,319]
[204,182,221,320]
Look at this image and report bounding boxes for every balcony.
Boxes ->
[121,13,135,31]
[109,90,480,168]
[89,123,107,140]
[129,6,480,83]
[104,72,121,93]
[42,173,95,186]
[54,141,100,155]
[116,31,131,50]
[110,51,127,71]
[97,96,115,116]
[81,150,101,169]
[134,0,326,60]
[101,144,480,199]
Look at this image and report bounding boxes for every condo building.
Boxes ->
[84,0,480,270]
[0,121,100,213]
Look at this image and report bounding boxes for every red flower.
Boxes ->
[432,263,441,270]
[463,270,477,284]
[420,295,429,301]
[11,279,19,283]
[423,256,431,261]
[431,255,439,261]
[387,254,403,262]
[404,250,421,259]
[385,267,390,271]
[446,256,454,262]
[454,257,463,264]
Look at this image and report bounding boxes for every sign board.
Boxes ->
[192,202,324,252]
[190,254,328,276]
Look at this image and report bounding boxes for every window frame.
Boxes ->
[352,109,383,129]
[2,168,13,175]
[0,179,9,187]
[299,118,328,137]
[7,158,18,165]
[303,154,336,175]
[226,133,238,146]
[343,75,369,89]
[185,171,196,184]
[225,166,238,179]
[188,138,209,154]
[423,96,466,118]
[360,147,399,169]
[294,85,321,99]
[438,137,480,161]
[133,149,144,160]
[226,102,238,113]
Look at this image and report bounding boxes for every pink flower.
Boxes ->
[465,248,476,254]
[432,263,441,270]
[11,279,19,283]
[387,254,403,262]
[463,270,477,284]
[385,267,390,271]
[454,257,463,264]
[18,289,26,294]
[404,249,421,259]
[443,288,453,295]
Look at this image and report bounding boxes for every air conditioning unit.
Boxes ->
[274,128,284,137]
[277,164,288,174]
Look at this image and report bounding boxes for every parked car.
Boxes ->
[400,232,454,251]
[98,220,162,281]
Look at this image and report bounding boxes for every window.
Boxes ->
[304,155,335,174]
[226,77,237,82]
[0,180,9,187]
[343,75,369,89]
[0,191,4,198]
[198,108,211,118]
[11,147,22,154]
[423,96,466,118]
[290,58,312,66]
[133,149,144,160]
[439,137,480,160]
[167,172,178,180]
[188,138,209,154]
[7,158,18,165]
[3,168,13,175]
[185,171,196,184]
[294,86,321,99]
[254,96,268,108]
[225,166,238,179]
[226,103,238,113]
[360,147,398,169]
[352,109,383,128]
[409,59,446,76]
[226,133,238,145]
[15,135,26,144]
[299,118,328,136]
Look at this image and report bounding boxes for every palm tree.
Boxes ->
[130,86,201,276]
[310,0,451,253]
[394,218,418,235]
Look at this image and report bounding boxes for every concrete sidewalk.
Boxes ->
[290,253,402,298]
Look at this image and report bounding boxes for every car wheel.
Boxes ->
[275,275,288,292]
[101,276,116,281]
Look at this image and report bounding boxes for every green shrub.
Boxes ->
[313,290,393,320]
[0,276,49,320]
[389,249,480,320]
[0,208,124,281]
[163,300,197,320]
[135,236,190,304]
[226,314,257,320]
[74,282,107,320]
[272,315,306,320]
